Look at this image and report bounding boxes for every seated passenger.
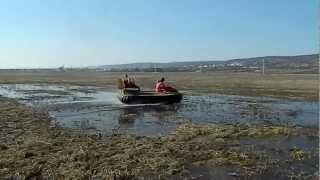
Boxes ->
[123,74,140,90]
[155,77,177,93]
[155,78,166,92]
[123,74,130,88]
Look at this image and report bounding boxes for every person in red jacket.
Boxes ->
[155,78,166,92]
[155,77,177,93]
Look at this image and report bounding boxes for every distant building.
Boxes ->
[227,62,243,67]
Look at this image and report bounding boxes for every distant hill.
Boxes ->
[227,54,318,68]
[92,54,319,73]
[93,61,225,69]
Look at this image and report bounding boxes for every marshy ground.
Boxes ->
[0,71,318,100]
[0,71,318,179]
[0,97,318,179]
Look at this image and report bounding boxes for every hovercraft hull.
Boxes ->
[118,90,182,104]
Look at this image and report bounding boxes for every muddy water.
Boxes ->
[0,84,318,136]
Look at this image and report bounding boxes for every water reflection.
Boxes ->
[118,107,138,126]
[116,105,182,136]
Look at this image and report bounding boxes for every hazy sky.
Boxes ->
[0,0,317,68]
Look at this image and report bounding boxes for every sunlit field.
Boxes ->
[0,70,318,100]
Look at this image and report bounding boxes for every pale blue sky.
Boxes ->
[0,0,318,68]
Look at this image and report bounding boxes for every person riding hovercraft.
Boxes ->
[154,77,177,93]
[123,74,140,90]
[117,75,182,104]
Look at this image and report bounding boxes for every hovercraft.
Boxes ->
[118,88,183,104]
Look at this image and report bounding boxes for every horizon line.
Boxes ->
[0,53,317,70]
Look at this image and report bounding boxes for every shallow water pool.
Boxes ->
[0,84,318,136]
